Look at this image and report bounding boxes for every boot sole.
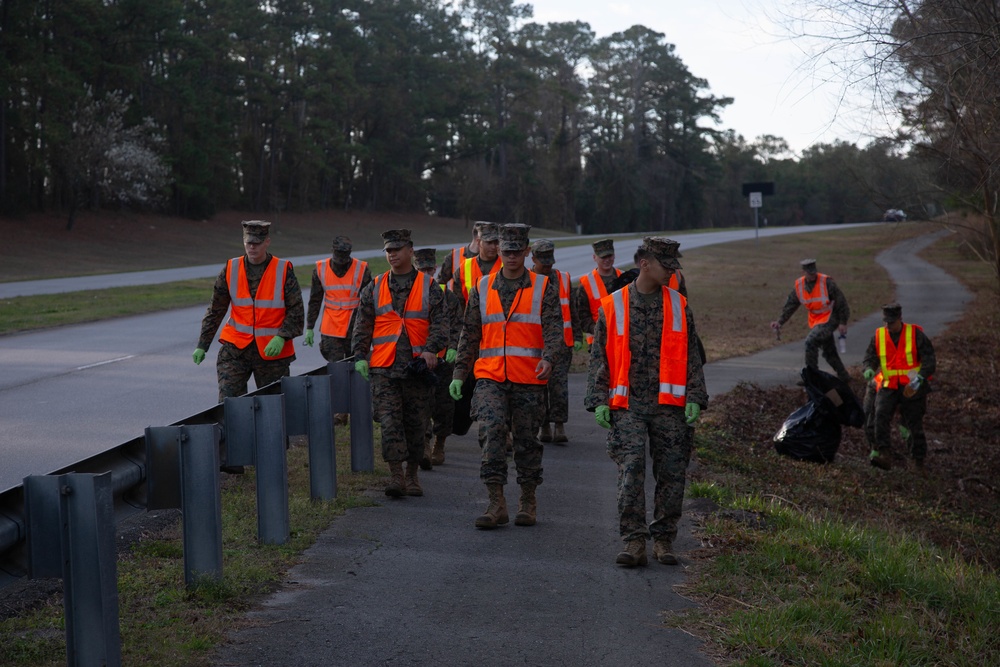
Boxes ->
[615,554,648,567]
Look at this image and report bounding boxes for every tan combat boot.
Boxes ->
[405,461,423,496]
[475,483,509,529]
[615,539,648,567]
[552,423,568,444]
[514,482,537,526]
[653,539,678,565]
[537,423,552,442]
[420,436,433,471]
[385,462,406,497]
[431,435,446,465]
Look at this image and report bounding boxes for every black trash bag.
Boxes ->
[800,366,865,428]
[773,400,842,463]
[452,377,478,436]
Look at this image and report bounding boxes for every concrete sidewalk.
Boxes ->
[211,229,969,666]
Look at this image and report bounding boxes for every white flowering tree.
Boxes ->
[65,88,171,229]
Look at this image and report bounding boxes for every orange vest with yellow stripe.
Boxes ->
[474,272,549,385]
[875,323,923,390]
[459,256,502,304]
[219,256,294,359]
[601,286,688,409]
[370,271,432,368]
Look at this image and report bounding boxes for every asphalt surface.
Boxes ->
[211,229,970,666]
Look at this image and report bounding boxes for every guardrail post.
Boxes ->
[329,360,375,472]
[24,472,121,667]
[145,424,223,587]
[223,395,290,545]
[282,375,337,501]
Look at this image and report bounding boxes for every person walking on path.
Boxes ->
[193,220,304,402]
[770,258,851,382]
[530,239,584,444]
[437,221,484,286]
[352,230,448,498]
[586,237,708,568]
[577,238,622,346]
[449,223,564,530]
[413,248,462,468]
[453,222,502,307]
[303,235,372,363]
[862,302,936,471]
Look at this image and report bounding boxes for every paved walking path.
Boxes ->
[212,229,971,666]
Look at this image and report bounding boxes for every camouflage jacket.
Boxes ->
[197,254,304,351]
[585,283,709,413]
[453,269,563,382]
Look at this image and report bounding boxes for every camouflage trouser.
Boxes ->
[473,379,545,486]
[862,381,877,447]
[542,345,573,424]
[606,407,692,544]
[805,321,849,380]
[319,334,351,363]
[873,385,929,461]
[370,373,433,463]
[216,342,292,402]
[425,361,455,440]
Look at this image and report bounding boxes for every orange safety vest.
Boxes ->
[369,271,432,368]
[554,269,574,347]
[795,273,833,328]
[449,246,472,280]
[669,272,680,292]
[875,323,923,390]
[601,286,688,409]
[474,271,549,385]
[316,258,368,337]
[580,268,621,345]
[219,256,295,359]
[459,255,502,304]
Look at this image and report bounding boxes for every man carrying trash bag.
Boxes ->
[774,366,865,463]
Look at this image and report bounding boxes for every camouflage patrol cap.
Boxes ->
[640,236,682,269]
[381,229,413,250]
[413,248,437,271]
[801,258,818,272]
[882,302,902,323]
[473,221,489,235]
[530,239,556,265]
[478,222,500,242]
[331,235,353,256]
[592,238,615,257]
[242,220,271,244]
[499,223,531,252]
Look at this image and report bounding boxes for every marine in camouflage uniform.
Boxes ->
[436,221,484,286]
[452,224,564,529]
[413,248,463,469]
[586,237,708,567]
[352,230,448,497]
[771,258,851,382]
[304,235,373,362]
[194,221,304,402]
[861,302,936,470]
[575,238,621,345]
[530,239,584,444]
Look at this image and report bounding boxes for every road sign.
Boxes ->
[749,192,762,208]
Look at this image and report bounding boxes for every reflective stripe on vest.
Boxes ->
[317,258,367,337]
[474,272,548,384]
[556,269,574,347]
[370,271,432,368]
[219,256,294,359]
[795,273,833,328]
[581,268,621,344]
[876,323,922,390]
[601,285,687,409]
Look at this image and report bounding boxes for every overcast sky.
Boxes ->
[527,0,897,154]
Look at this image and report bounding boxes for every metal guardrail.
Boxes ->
[0,363,354,592]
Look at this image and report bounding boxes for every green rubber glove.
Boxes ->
[446,348,458,363]
[863,368,876,381]
[899,425,911,440]
[192,348,206,365]
[304,329,315,346]
[263,335,285,357]
[573,340,585,352]
[449,379,464,401]
[595,405,611,429]
[685,402,701,425]
[354,359,369,381]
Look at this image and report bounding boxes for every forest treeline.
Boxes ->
[0,0,931,231]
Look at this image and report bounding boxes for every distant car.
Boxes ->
[883,209,907,222]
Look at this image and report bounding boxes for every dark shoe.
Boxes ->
[552,423,568,444]
[537,423,552,443]
[431,435,446,465]
[385,462,406,497]
[615,540,648,567]
[869,450,891,470]
[653,539,678,565]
